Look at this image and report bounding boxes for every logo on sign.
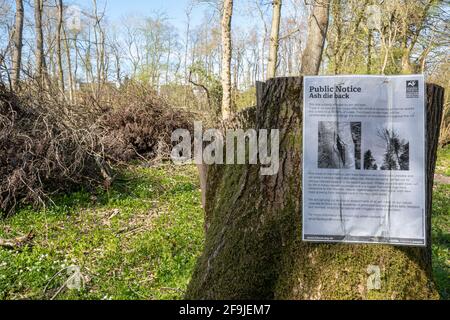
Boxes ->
[406,80,419,98]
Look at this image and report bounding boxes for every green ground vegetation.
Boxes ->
[432,146,450,299]
[0,165,204,300]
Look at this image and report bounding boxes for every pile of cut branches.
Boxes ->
[97,84,194,163]
[0,86,109,216]
[0,82,195,216]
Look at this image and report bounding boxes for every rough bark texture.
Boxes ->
[301,0,331,75]
[221,0,233,121]
[267,0,282,79]
[11,0,24,89]
[186,77,444,300]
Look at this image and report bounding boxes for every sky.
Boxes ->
[3,0,268,45]
[72,0,250,33]
[103,0,192,19]
[90,0,199,27]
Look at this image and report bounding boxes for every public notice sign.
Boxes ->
[302,75,426,246]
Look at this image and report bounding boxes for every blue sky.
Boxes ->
[72,0,254,32]
[73,0,227,31]
[104,0,191,18]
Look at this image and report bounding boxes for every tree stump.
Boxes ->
[186,77,444,300]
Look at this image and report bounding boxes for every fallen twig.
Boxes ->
[0,231,34,250]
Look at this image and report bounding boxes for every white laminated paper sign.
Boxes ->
[302,75,426,246]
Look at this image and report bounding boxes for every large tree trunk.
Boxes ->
[221,0,233,121]
[301,0,331,75]
[267,0,282,79]
[11,0,24,90]
[186,77,444,300]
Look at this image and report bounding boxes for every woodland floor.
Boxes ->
[0,148,449,300]
[0,165,204,300]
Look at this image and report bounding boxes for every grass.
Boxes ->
[0,147,449,300]
[0,164,204,300]
[432,182,449,300]
[432,146,450,300]
[436,146,450,177]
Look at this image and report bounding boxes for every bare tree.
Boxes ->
[110,31,122,85]
[123,16,143,77]
[326,0,369,74]
[11,0,24,89]
[221,0,233,120]
[92,0,106,94]
[267,0,282,79]
[253,0,269,81]
[62,21,76,102]
[184,1,194,85]
[34,0,47,86]
[56,0,65,94]
[300,0,331,75]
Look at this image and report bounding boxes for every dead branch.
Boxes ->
[0,231,34,249]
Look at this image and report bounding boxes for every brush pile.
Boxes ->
[0,86,110,215]
[0,83,194,216]
[98,85,194,163]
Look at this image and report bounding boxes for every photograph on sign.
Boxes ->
[302,75,426,246]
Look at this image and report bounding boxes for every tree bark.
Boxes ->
[301,0,331,75]
[221,0,233,121]
[267,0,282,79]
[34,0,47,87]
[186,77,444,300]
[11,0,24,90]
[56,0,65,95]
[63,25,75,102]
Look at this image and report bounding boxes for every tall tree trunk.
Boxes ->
[11,0,24,90]
[92,0,105,97]
[63,25,74,102]
[73,33,79,98]
[165,35,171,85]
[367,31,372,74]
[301,0,331,75]
[401,48,413,74]
[115,49,121,85]
[56,0,65,95]
[183,5,192,108]
[34,0,47,87]
[186,77,444,300]
[267,0,282,79]
[221,0,233,121]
